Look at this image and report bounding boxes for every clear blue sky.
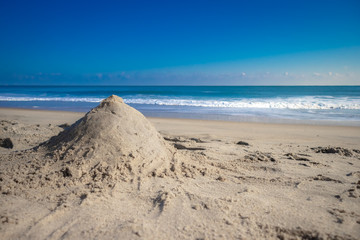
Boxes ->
[0,0,359,85]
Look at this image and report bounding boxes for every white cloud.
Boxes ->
[241,72,246,76]
[328,72,333,76]
[313,72,321,76]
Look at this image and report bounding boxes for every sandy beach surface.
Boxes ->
[1,98,360,240]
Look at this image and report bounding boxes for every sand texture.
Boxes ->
[0,97,360,239]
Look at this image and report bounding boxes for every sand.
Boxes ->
[0,98,360,239]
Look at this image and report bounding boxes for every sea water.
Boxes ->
[0,86,359,126]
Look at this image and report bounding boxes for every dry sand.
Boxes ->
[0,96,360,240]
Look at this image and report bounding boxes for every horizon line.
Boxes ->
[1,84,360,87]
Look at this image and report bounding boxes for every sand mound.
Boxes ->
[43,95,176,183]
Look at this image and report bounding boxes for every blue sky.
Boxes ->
[0,0,359,85]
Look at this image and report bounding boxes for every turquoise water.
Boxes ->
[1,86,360,125]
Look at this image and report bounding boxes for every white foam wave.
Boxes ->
[0,96,359,110]
[124,97,360,110]
[0,96,103,103]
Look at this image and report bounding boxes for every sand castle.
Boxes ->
[43,95,177,186]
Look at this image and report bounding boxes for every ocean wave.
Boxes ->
[125,97,360,110]
[0,97,103,103]
[0,96,359,110]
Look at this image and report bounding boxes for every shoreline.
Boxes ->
[1,107,360,151]
[1,106,360,128]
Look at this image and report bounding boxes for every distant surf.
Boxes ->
[1,96,359,110]
[1,86,359,125]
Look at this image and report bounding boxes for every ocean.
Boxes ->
[1,86,360,126]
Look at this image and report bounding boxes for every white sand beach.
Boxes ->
[0,97,359,239]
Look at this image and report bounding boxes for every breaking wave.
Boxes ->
[1,96,359,110]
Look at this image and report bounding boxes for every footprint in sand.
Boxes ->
[311,146,353,157]
[244,151,275,162]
